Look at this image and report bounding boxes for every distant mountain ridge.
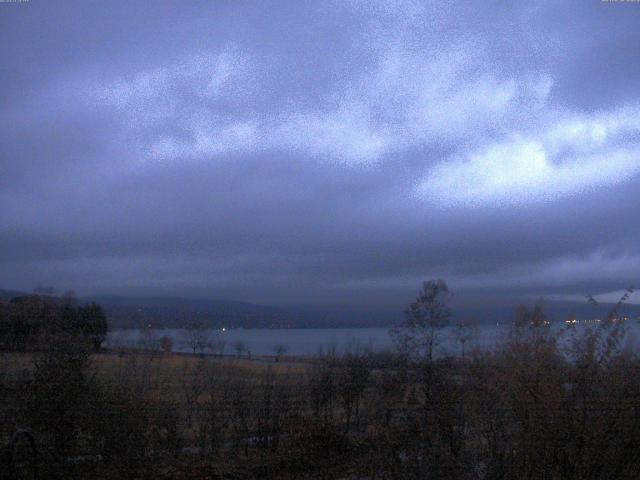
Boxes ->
[86,295,295,329]
[0,288,29,300]
[2,288,639,329]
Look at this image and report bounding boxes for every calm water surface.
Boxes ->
[106,322,640,357]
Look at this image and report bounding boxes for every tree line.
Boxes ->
[0,293,108,352]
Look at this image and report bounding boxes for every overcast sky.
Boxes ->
[1,0,640,308]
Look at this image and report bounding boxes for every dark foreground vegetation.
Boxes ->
[1,284,640,479]
[0,293,107,352]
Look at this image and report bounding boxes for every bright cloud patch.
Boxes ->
[77,43,539,165]
[421,107,640,207]
[151,120,260,160]
[96,48,252,109]
[60,23,640,203]
[273,105,390,165]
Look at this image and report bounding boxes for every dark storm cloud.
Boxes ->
[2,0,640,308]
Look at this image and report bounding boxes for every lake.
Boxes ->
[106,321,640,357]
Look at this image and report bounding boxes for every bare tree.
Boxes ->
[138,323,160,355]
[208,338,226,357]
[234,340,247,359]
[273,344,288,362]
[337,352,371,435]
[391,279,452,362]
[452,319,476,359]
[183,322,210,356]
[180,357,207,428]
[160,335,173,356]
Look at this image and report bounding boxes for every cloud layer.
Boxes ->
[1,0,640,309]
